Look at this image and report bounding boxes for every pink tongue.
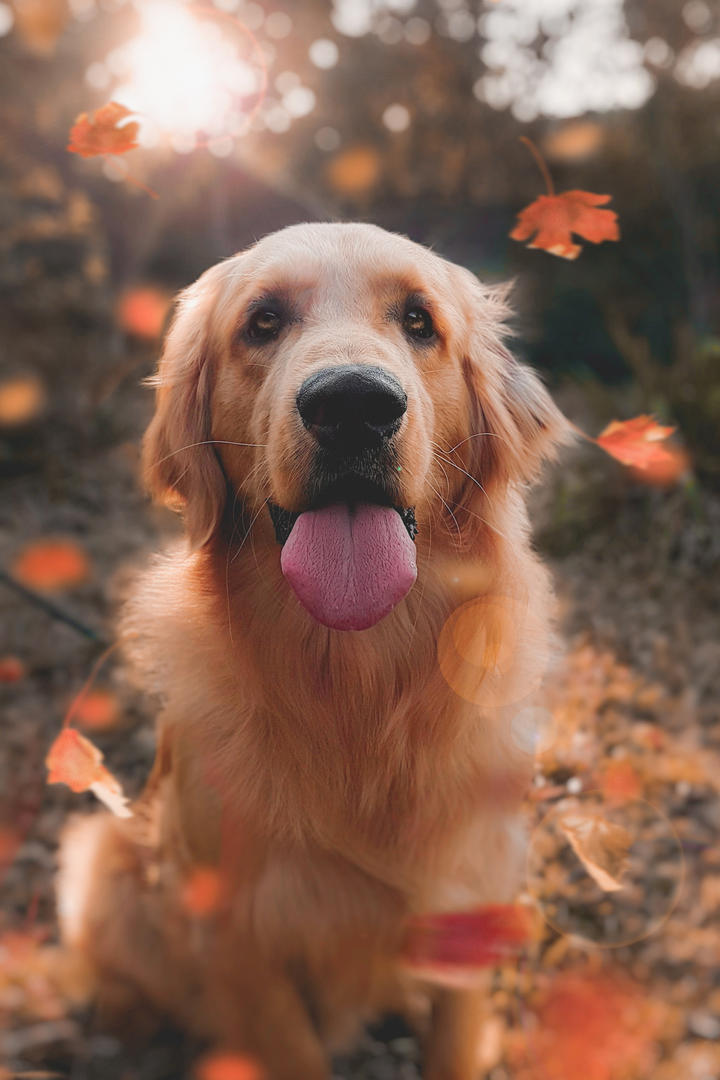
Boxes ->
[280,503,417,631]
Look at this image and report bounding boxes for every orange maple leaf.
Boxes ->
[511,190,619,260]
[595,415,687,482]
[46,728,131,818]
[67,102,139,158]
[13,538,90,591]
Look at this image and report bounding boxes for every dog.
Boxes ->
[58,223,569,1079]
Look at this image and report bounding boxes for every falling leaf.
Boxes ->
[182,867,225,917]
[0,374,46,427]
[0,656,27,683]
[558,811,631,892]
[195,1052,264,1080]
[67,102,139,159]
[600,760,642,805]
[403,904,531,984]
[116,286,172,339]
[595,415,688,484]
[72,689,120,732]
[13,539,90,591]
[511,190,619,260]
[46,729,132,818]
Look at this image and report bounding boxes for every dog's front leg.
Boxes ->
[423,982,489,1080]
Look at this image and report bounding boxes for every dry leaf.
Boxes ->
[13,539,90,591]
[46,728,132,818]
[67,102,139,159]
[558,811,631,892]
[511,190,619,260]
[595,415,687,483]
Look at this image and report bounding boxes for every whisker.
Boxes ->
[230,498,270,564]
[152,439,267,468]
[432,451,510,542]
[444,432,505,455]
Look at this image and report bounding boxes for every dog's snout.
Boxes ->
[296,365,407,452]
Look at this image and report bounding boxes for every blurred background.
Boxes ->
[1,1,719,1078]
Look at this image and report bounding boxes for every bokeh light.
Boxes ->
[107,1,264,141]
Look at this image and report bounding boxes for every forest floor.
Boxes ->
[1,318,719,1080]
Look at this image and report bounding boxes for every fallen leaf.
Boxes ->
[558,811,631,892]
[116,286,171,339]
[46,729,131,818]
[0,656,27,683]
[0,374,46,426]
[403,904,531,984]
[72,689,120,732]
[67,102,139,159]
[13,539,90,591]
[195,1052,264,1080]
[511,190,619,260]
[595,415,687,482]
[182,867,225,917]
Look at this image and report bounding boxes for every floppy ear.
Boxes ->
[142,263,229,549]
[451,273,572,535]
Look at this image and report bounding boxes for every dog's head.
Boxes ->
[144,223,568,629]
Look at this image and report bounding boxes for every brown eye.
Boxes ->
[247,309,282,342]
[403,307,435,340]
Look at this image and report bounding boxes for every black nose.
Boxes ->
[296,365,407,453]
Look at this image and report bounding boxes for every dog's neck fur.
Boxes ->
[124,492,549,904]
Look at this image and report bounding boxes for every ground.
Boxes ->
[1,322,719,1079]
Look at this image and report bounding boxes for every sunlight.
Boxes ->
[109,1,262,143]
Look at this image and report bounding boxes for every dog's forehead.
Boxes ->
[237,224,453,307]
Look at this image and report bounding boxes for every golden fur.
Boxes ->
[58,223,569,1079]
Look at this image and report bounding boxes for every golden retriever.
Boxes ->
[58,223,568,1079]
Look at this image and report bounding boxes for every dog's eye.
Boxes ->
[247,309,282,342]
[403,307,435,341]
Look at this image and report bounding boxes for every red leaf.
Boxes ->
[511,190,619,259]
[46,729,131,818]
[595,415,687,483]
[195,1052,264,1080]
[13,539,90,591]
[67,102,139,159]
[403,904,531,981]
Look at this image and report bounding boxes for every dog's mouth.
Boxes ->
[268,476,418,632]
